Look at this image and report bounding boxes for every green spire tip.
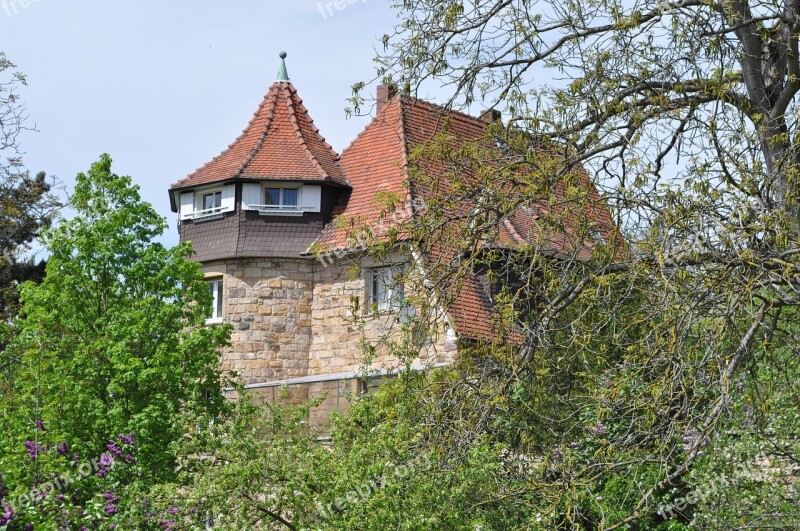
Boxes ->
[277,51,289,82]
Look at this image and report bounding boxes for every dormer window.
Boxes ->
[265,187,299,209]
[177,185,234,222]
[241,183,321,216]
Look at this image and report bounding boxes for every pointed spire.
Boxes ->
[277,51,289,82]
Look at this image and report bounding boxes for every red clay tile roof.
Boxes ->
[313,95,620,341]
[174,77,619,341]
[171,81,347,190]
[313,97,411,250]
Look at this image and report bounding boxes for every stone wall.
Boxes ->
[205,252,458,427]
[202,257,314,385]
[309,256,458,376]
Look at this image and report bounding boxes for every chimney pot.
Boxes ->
[377,84,397,114]
[479,109,502,123]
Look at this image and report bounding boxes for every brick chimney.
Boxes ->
[479,109,502,123]
[376,84,397,114]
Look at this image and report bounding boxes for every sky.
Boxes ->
[1,0,401,248]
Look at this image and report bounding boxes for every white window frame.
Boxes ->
[590,230,605,244]
[242,183,322,215]
[264,186,298,207]
[202,190,222,211]
[369,265,406,312]
[254,185,302,215]
[206,278,223,324]
[189,187,226,221]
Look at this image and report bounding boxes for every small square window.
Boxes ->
[265,188,281,205]
[264,187,299,209]
[203,191,222,211]
[206,278,223,323]
[590,230,605,244]
[370,266,405,312]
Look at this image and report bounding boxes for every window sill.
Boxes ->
[257,209,305,217]
[192,213,225,223]
[367,305,415,322]
[205,317,223,326]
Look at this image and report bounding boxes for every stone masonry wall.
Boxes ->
[309,258,458,376]
[202,257,313,385]
[206,253,458,428]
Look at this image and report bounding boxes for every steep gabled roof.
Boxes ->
[313,96,411,250]
[314,93,619,341]
[171,81,347,190]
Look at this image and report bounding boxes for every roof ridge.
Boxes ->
[337,95,399,162]
[396,96,414,213]
[400,95,490,133]
[287,85,348,184]
[283,82,336,181]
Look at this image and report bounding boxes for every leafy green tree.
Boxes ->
[0,52,59,323]
[0,155,231,528]
[337,0,800,527]
[159,373,529,530]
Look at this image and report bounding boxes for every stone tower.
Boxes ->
[168,53,350,387]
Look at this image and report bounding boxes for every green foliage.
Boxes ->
[0,52,59,322]
[0,155,231,528]
[164,374,538,530]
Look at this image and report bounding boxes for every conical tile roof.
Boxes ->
[171,80,347,190]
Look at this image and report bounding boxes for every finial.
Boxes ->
[277,51,289,82]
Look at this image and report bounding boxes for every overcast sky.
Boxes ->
[1,0,404,247]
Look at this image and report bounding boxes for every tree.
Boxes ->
[159,374,525,530]
[0,52,59,323]
[349,0,800,527]
[0,155,231,528]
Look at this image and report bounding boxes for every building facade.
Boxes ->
[168,53,615,425]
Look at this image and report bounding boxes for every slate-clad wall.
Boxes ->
[178,182,341,262]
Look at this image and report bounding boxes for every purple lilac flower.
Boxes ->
[34,419,46,432]
[105,504,119,516]
[682,428,710,452]
[99,453,115,468]
[124,454,136,464]
[106,440,123,459]
[23,440,45,460]
[0,504,13,525]
[102,491,117,503]
[589,422,607,436]
[25,524,34,531]
[97,469,107,479]
[118,432,135,446]
[56,441,68,456]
